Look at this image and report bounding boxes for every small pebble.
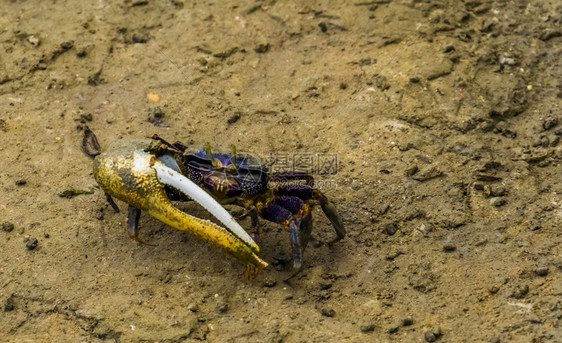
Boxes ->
[254,43,270,53]
[402,316,414,326]
[360,324,375,333]
[262,278,277,288]
[26,238,38,250]
[490,197,506,207]
[321,307,335,317]
[383,223,398,236]
[151,107,165,118]
[405,165,419,176]
[443,244,456,252]
[60,41,74,50]
[511,284,529,299]
[4,296,15,312]
[216,302,228,313]
[387,323,400,334]
[424,326,442,342]
[489,337,500,343]
[424,331,437,342]
[15,179,27,186]
[227,113,240,124]
[409,77,420,83]
[27,35,40,46]
[2,222,14,232]
[535,267,548,276]
[187,303,198,312]
[132,34,147,43]
[543,117,558,131]
[484,185,506,197]
[474,183,484,191]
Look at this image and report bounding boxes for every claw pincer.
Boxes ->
[93,138,267,278]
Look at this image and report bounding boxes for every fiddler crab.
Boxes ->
[84,128,345,280]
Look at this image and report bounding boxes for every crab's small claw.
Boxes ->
[93,138,267,276]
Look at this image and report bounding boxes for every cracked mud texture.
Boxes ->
[1,1,561,342]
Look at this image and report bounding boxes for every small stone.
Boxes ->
[490,197,506,207]
[424,326,442,342]
[409,77,420,83]
[543,117,558,131]
[2,222,14,232]
[533,135,550,147]
[498,54,516,66]
[489,337,500,343]
[227,113,240,124]
[484,185,506,197]
[535,267,548,276]
[152,107,165,118]
[262,278,277,288]
[383,223,398,236]
[488,285,499,294]
[442,244,456,252]
[402,316,414,326]
[254,43,270,53]
[216,302,228,313]
[60,41,74,50]
[374,75,390,90]
[187,303,198,312]
[511,284,529,299]
[443,45,455,53]
[318,22,328,32]
[26,238,38,250]
[321,307,335,317]
[319,282,332,290]
[4,296,15,312]
[405,165,418,176]
[132,34,147,43]
[27,35,40,47]
[387,323,400,334]
[424,331,437,342]
[15,179,27,186]
[360,324,375,333]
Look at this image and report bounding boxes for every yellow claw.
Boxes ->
[93,138,268,276]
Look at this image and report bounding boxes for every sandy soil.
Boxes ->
[1,0,561,342]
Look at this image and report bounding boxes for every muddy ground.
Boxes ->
[1,0,561,342]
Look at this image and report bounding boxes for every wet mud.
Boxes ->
[1,1,561,342]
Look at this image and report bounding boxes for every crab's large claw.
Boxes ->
[93,138,267,278]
